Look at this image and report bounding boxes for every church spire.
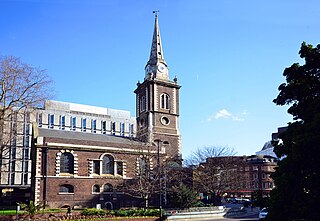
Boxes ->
[147,12,166,66]
[145,11,169,81]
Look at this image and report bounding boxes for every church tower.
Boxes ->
[134,14,182,160]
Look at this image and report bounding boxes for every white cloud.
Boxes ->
[207,109,247,122]
[215,109,231,119]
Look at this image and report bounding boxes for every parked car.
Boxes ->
[259,207,268,220]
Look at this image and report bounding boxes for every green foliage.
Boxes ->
[0,210,24,216]
[269,42,320,221]
[80,208,159,217]
[81,208,110,216]
[168,183,198,209]
[17,200,43,217]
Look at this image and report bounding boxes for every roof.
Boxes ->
[36,127,144,146]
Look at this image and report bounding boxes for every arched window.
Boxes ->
[138,158,147,176]
[60,152,74,174]
[140,95,146,112]
[92,184,100,193]
[103,183,113,192]
[160,93,170,110]
[59,184,74,193]
[102,155,114,175]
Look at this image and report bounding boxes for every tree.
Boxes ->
[168,183,198,209]
[185,146,243,205]
[122,145,160,208]
[0,55,53,181]
[268,42,320,220]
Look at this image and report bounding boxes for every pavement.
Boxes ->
[224,207,260,219]
[165,206,260,220]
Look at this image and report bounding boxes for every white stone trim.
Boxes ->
[172,88,176,114]
[136,94,140,117]
[34,177,41,205]
[55,150,78,176]
[154,84,158,111]
[145,88,148,111]
[46,142,165,154]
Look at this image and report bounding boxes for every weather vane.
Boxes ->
[153,10,159,17]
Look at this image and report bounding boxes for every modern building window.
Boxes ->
[269,182,274,188]
[48,114,54,128]
[70,117,76,131]
[111,122,116,135]
[38,113,42,127]
[25,123,30,135]
[24,135,30,147]
[92,184,100,193]
[22,173,28,185]
[92,119,97,133]
[82,118,87,132]
[120,123,125,136]
[103,183,113,192]
[160,93,170,110]
[60,115,65,130]
[129,124,134,137]
[23,148,29,159]
[59,184,74,193]
[23,160,28,170]
[102,155,114,175]
[102,121,107,134]
[263,182,268,189]
[60,152,74,174]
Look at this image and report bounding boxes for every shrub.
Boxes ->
[81,208,106,216]
[80,208,160,217]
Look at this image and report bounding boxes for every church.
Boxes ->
[28,14,182,209]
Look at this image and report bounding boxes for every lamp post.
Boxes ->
[154,139,162,221]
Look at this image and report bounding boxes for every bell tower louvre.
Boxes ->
[134,13,182,161]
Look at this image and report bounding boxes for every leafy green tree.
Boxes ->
[269,42,320,220]
[168,183,198,209]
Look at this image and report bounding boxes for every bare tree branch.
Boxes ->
[0,55,54,181]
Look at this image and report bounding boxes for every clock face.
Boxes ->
[161,116,170,125]
[157,64,166,73]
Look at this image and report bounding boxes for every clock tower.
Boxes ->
[134,14,182,160]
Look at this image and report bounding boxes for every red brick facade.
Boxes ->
[32,131,166,208]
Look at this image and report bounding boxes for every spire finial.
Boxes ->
[153,10,159,17]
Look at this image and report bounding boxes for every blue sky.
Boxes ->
[1,0,319,158]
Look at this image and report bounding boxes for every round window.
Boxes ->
[161,116,170,125]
